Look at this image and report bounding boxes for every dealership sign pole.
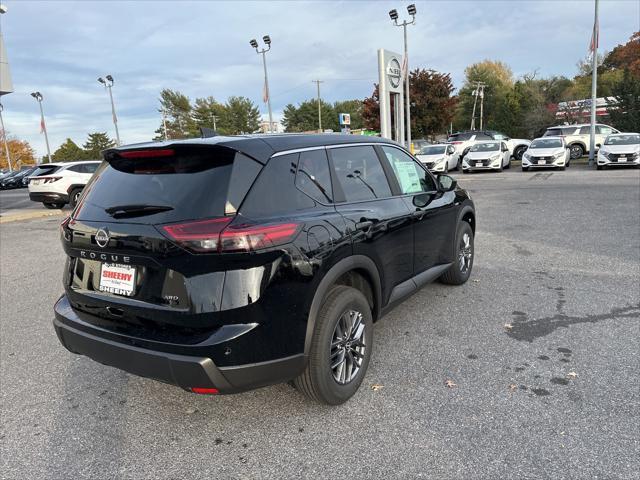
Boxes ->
[378,49,405,145]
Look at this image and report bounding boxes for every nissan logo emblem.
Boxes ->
[95,228,110,248]
[387,58,401,89]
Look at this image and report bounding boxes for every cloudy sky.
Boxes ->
[1,0,638,157]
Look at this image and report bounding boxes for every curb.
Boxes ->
[0,210,66,224]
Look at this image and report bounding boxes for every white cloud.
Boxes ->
[0,0,637,157]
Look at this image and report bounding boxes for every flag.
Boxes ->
[262,81,269,104]
[588,16,599,60]
[401,55,408,80]
[40,117,45,134]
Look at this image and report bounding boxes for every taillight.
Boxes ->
[160,218,300,253]
[450,141,463,145]
[38,176,62,183]
[60,216,72,241]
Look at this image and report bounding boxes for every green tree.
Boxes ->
[454,60,514,132]
[153,89,195,140]
[282,99,335,132]
[223,96,260,134]
[192,96,228,135]
[332,100,364,131]
[52,138,86,162]
[609,68,640,132]
[83,132,116,159]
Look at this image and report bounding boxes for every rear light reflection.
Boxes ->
[119,149,175,159]
[160,218,300,253]
[191,387,219,395]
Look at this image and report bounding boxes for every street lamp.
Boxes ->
[30,91,52,163]
[389,4,416,149]
[250,35,274,133]
[0,102,12,171]
[97,74,121,145]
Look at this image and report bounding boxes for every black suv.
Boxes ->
[54,135,475,404]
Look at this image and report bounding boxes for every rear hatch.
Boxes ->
[62,144,266,340]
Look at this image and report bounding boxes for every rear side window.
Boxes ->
[66,164,85,173]
[76,146,262,224]
[295,149,333,203]
[31,165,61,177]
[475,133,493,140]
[240,153,316,217]
[448,132,474,141]
[330,146,391,202]
[597,126,614,135]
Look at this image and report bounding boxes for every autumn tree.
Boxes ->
[602,31,640,78]
[409,69,456,139]
[52,138,86,162]
[362,84,381,131]
[0,132,36,169]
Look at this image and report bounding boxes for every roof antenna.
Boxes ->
[200,127,217,138]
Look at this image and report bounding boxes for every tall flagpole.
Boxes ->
[588,0,599,167]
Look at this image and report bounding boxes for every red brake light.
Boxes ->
[450,141,463,144]
[119,149,175,159]
[191,387,219,395]
[160,218,300,253]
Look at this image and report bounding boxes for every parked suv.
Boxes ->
[28,161,101,209]
[543,123,619,159]
[53,135,476,405]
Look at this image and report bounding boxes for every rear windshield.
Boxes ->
[76,145,262,224]
[604,134,640,145]
[530,138,563,148]
[420,146,446,155]
[470,142,499,152]
[31,165,62,177]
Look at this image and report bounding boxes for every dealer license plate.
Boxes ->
[475,162,483,167]
[618,156,627,162]
[99,263,136,296]
[537,160,545,165]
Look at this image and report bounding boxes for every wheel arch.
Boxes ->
[304,255,382,357]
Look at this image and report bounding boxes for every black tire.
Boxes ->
[294,286,373,405]
[513,145,527,161]
[569,144,584,160]
[440,221,474,285]
[596,165,603,170]
[559,166,566,171]
[522,166,529,172]
[504,159,511,169]
[43,202,63,209]
[69,188,82,208]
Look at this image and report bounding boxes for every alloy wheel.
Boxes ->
[330,309,366,385]
[458,232,473,273]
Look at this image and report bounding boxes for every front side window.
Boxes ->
[295,149,333,203]
[579,126,591,135]
[330,146,391,202]
[597,126,614,135]
[381,146,436,194]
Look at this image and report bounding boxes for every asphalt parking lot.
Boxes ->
[1,165,639,479]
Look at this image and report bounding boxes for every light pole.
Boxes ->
[250,35,274,133]
[0,102,12,171]
[389,4,416,150]
[98,75,121,145]
[30,92,51,163]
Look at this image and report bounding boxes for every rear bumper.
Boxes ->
[53,295,304,394]
[29,191,69,203]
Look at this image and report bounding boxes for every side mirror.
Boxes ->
[437,174,457,192]
[596,143,601,148]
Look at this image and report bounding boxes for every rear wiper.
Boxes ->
[105,204,174,218]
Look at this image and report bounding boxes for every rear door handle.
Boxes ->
[412,210,425,220]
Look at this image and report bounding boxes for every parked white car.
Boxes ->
[28,161,101,209]
[521,136,570,171]
[461,141,511,173]
[596,133,640,170]
[543,123,619,160]
[448,130,531,161]
[415,144,460,173]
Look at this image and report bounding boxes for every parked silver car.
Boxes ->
[596,133,640,170]
[521,136,571,171]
